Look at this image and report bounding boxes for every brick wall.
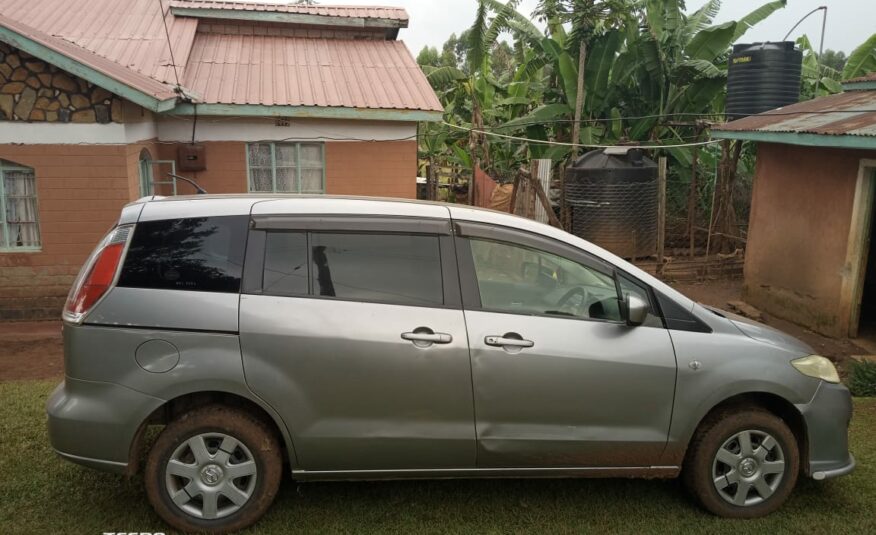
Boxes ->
[156,140,417,198]
[325,140,416,198]
[0,144,132,319]
[0,138,417,319]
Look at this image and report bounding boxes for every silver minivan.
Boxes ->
[48,195,854,533]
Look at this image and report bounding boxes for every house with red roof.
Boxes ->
[0,0,443,319]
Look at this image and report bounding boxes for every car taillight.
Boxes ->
[62,225,133,323]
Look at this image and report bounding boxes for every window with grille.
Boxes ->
[0,159,40,251]
[247,142,325,194]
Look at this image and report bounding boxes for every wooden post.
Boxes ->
[531,173,563,229]
[509,172,521,215]
[657,156,667,268]
[687,125,703,257]
[571,40,587,160]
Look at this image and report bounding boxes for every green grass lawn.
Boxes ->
[1,381,874,534]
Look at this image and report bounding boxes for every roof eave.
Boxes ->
[170,7,408,30]
[0,21,178,113]
[712,129,876,150]
[167,103,442,122]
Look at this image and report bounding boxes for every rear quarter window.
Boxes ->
[118,216,248,293]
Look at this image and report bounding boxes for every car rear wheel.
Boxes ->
[145,405,282,533]
[683,408,799,518]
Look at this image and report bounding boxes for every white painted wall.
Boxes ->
[0,116,416,145]
[156,116,417,143]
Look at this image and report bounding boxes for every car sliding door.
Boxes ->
[455,222,677,469]
[239,216,476,473]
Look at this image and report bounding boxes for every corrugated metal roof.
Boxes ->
[844,72,876,84]
[0,0,440,113]
[169,0,409,22]
[714,90,876,138]
[184,34,442,110]
[0,11,179,101]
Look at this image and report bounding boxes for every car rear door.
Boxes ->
[454,221,677,469]
[239,215,476,472]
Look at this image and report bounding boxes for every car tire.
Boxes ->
[683,407,799,518]
[144,405,283,534]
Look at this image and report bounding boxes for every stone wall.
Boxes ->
[0,42,124,123]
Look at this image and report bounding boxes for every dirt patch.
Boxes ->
[0,322,63,381]
[669,279,866,368]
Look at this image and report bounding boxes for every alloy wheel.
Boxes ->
[711,429,786,506]
[164,432,258,520]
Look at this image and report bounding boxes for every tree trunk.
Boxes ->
[711,140,743,253]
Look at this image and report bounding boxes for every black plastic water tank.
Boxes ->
[726,41,802,118]
[565,148,657,259]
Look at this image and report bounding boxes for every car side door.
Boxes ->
[454,221,678,469]
[239,216,476,472]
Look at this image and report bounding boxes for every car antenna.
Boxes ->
[167,173,208,194]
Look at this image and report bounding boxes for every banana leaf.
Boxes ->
[685,21,736,62]
[843,33,876,80]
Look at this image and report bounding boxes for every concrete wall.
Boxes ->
[743,142,876,337]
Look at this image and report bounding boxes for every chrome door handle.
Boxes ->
[402,332,453,343]
[485,335,534,348]
[401,328,452,348]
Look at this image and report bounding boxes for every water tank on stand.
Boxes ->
[565,148,657,259]
[726,41,803,119]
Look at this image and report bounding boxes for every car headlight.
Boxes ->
[791,355,840,383]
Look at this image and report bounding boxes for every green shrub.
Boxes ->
[848,359,876,397]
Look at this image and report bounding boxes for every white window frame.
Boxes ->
[0,159,41,252]
[246,142,325,194]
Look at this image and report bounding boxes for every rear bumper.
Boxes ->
[796,381,855,479]
[46,378,164,474]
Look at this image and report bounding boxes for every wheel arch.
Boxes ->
[679,391,809,474]
[127,389,298,476]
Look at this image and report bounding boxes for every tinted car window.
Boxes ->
[469,238,621,321]
[310,233,443,306]
[263,231,308,296]
[119,216,247,293]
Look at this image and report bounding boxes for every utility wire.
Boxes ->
[157,0,183,91]
[442,122,723,149]
[482,109,876,130]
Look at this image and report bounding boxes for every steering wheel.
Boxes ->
[555,287,588,314]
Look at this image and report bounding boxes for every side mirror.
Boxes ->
[624,295,649,326]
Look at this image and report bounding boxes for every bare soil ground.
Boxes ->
[0,321,63,381]
[0,280,867,381]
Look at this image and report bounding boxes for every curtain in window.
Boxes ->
[4,169,40,248]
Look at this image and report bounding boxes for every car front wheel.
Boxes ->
[683,408,799,518]
[145,405,282,533]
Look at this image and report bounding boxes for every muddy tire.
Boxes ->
[145,405,282,534]
[683,408,799,518]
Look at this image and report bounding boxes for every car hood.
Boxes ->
[700,305,813,356]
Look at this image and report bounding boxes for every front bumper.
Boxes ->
[46,378,165,474]
[796,380,855,479]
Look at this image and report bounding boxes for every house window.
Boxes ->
[247,142,324,194]
[0,159,41,251]
[139,149,154,197]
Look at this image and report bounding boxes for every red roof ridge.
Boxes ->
[169,0,409,21]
